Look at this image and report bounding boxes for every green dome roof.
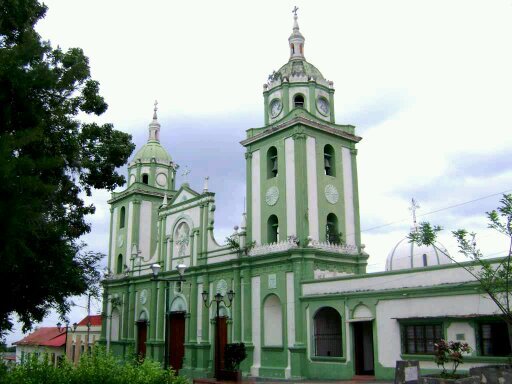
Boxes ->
[132,140,172,163]
[277,59,325,81]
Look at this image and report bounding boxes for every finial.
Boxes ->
[153,100,158,119]
[409,198,420,228]
[288,6,305,60]
[148,100,161,141]
[181,166,191,183]
[203,176,209,192]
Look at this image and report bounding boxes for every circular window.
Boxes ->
[316,97,330,116]
[270,98,283,118]
[156,173,167,187]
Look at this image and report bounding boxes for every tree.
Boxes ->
[408,194,512,351]
[0,0,135,335]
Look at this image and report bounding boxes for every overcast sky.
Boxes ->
[7,0,512,345]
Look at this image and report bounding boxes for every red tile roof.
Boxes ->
[14,327,66,347]
[77,315,102,327]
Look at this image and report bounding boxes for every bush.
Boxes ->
[434,339,472,377]
[224,343,247,371]
[0,346,189,384]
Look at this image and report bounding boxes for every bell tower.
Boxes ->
[242,11,362,250]
[108,103,178,276]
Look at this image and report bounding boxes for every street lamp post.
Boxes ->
[201,288,234,379]
[57,321,78,361]
[151,262,187,370]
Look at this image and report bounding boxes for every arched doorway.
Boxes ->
[168,296,187,372]
[136,311,148,359]
[214,305,229,377]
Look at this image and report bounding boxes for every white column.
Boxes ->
[251,150,261,244]
[251,276,261,376]
[285,138,296,237]
[342,147,356,246]
[306,137,319,240]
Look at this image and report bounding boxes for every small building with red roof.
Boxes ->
[14,314,103,365]
[14,327,66,366]
[68,314,102,364]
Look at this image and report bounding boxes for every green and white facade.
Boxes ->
[101,14,509,380]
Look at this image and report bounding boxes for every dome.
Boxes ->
[132,141,172,163]
[276,59,325,82]
[385,236,452,271]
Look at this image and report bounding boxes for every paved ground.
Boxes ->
[194,377,393,384]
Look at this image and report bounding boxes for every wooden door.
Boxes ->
[137,321,147,359]
[217,316,228,372]
[169,312,185,372]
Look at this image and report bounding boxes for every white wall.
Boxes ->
[376,294,500,369]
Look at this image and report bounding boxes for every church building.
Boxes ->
[100,12,509,381]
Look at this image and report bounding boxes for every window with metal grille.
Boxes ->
[314,307,342,357]
[403,324,443,354]
[480,322,511,356]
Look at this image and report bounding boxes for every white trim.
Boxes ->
[342,147,355,246]
[251,276,261,376]
[285,138,296,237]
[126,202,133,260]
[110,207,118,268]
[251,150,261,244]
[285,272,295,379]
[139,201,152,260]
[306,137,319,240]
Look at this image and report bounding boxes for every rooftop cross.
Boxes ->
[292,6,299,16]
[409,198,420,228]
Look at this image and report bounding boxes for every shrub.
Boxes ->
[434,339,472,376]
[0,346,188,384]
[224,343,247,371]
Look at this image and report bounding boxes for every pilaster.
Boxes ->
[283,81,290,115]
[328,88,335,123]
[245,151,253,245]
[233,267,242,342]
[308,79,316,116]
[292,130,308,244]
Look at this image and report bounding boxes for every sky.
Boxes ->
[6,0,512,345]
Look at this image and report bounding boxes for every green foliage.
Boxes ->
[224,342,247,371]
[434,339,471,376]
[0,0,135,335]
[0,347,189,384]
[225,235,255,256]
[409,194,512,349]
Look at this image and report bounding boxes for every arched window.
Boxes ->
[119,206,125,228]
[299,44,303,54]
[324,145,335,176]
[263,294,282,346]
[326,213,340,244]
[142,173,149,184]
[111,308,120,342]
[267,215,279,243]
[294,94,304,108]
[267,146,278,178]
[290,43,295,54]
[314,307,342,357]
[117,254,123,274]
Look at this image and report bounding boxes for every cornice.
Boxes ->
[240,115,361,146]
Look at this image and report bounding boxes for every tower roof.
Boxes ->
[288,6,305,61]
[132,101,172,164]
